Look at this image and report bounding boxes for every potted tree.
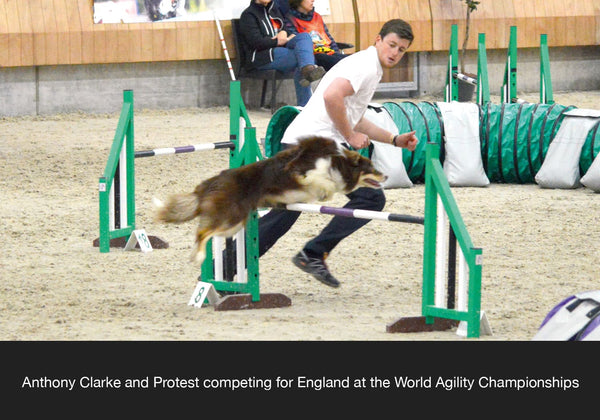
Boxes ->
[457,0,480,102]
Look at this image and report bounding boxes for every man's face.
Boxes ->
[375,33,411,69]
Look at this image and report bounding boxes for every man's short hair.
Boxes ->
[379,19,414,45]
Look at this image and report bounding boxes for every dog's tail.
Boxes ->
[153,193,199,224]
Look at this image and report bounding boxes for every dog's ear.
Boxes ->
[345,150,362,166]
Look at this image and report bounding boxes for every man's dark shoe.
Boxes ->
[299,65,326,87]
[292,251,340,288]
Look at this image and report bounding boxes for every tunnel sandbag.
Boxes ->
[437,101,489,187]
[363,104,413,188]
[581,152,600,192]
[535,113,600,189]
[382,101,416,178]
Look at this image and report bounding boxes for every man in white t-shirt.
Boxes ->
[260,19,418,288]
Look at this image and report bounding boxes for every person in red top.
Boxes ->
[284,0,347,70]
[239,0,326,106]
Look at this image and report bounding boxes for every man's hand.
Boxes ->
[395,131,418,151]
[274,31,289,46]
[346,132,370,150]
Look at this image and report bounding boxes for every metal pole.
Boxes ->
[214,12,236,81]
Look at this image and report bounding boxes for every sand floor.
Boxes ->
[1,90,599,341]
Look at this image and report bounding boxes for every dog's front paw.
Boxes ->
[316,188,334,201]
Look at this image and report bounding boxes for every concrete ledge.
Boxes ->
[1,46,599,117]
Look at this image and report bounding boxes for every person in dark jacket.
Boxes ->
[273,0,290,15]
[239,0,326,107]
[284,0,347,70]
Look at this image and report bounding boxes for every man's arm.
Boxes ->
[323,77,417,151]
[354,118,393,143]
[322,78,371,149]
[354,118,418,151]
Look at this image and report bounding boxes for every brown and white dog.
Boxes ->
[153,136,386,265]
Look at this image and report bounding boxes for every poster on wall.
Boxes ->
[93,0,330,24]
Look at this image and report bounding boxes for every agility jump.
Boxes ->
[206,141,484,337]
[285,203,424,225]
[97,83,256,254]
[97,81,485,338]
[445,24,553,106]
[288,190,484,337]
[134,141,235,158]
[97,82,285,309]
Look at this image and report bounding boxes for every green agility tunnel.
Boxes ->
[264,102,600,185]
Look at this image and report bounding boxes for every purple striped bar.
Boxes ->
[285,203,424,225]
[134,141,235,158]
[177,145,196,154]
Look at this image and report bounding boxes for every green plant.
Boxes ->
[459,0,479,74]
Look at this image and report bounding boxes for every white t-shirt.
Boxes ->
[281,46,383,146]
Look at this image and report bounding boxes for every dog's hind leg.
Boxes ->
[191,227,214,266]
[190,221,247,266]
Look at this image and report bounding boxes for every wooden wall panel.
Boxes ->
[431,0,600,51]
[430,0,509,50]
[322,0,356,53]
[139,23,154,62]
[350,0,431,84]
[355,0,386,50]
[204,20,225,59]
[115,24,132,63]
[103,24,118,63]
[510,0,532,47]
[353,0,432,51]
[0,1,9,67]
[596,1,600,45]
[406,0,434,51]
[79,0,95,64]
[29,0,47,65]
[127,23,144,63]
[175,21,196,61]
[152,22,176,63]
[533,0,561,47]
[92,20,107,64]
[0,1,599,67]
[40,0,59,65]
[484,0,506,48]
[430,0,462,51]
[54,0,71,64]
[4,0,21,67]
[570,2,596,46]
[17,1,35,66]
[65,0,82,64]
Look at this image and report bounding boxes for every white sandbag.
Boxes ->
[562,108,600,118]
[436,102,489,187]
[581,152,600,192]
[370,141,413,188]
[364,104,413,188]
[535,115,599,189]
